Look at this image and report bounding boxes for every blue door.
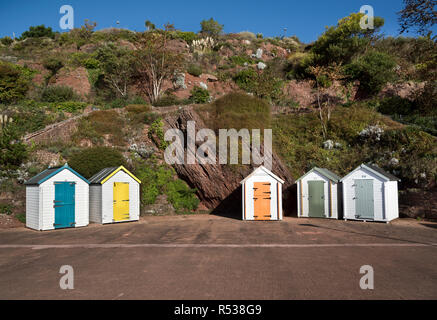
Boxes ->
[54,182,75,229]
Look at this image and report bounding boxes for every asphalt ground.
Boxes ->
[0,215,436,299]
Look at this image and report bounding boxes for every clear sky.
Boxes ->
[0,0,422,43]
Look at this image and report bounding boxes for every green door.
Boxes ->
[308,181,325,218]
[355,179,374,220]
[54,182,75,229]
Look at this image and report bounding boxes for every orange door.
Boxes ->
[253,182,271,220]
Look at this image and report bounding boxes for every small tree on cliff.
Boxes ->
[309,63,344,140]
[95,43,134,98]
[133,23,184,103]
[200,18,224,38]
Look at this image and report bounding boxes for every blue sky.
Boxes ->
[0,0,421,43]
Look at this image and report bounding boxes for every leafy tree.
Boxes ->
[20,25,55,40]
[200,18,224,38]
[145,20,156,31]
[133,23,185,103]
[345,51,397,96]
[69,146,126,178]
[398,0,437,36]
[0,115,27,171]
[95,43,135,98]
[0,62,32,104]
[311,13,385,66]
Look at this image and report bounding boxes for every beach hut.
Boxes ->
[89,166,141,224]
[24,163,90,231]
[296,167,342,219]
[240,166,284,221]
[341,163,400,223]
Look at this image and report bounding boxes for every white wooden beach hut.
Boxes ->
[89,165,141,224]
[240,166,284,221]
[341,163,400,223]
[24,163,90,231]
[296,167,341,219]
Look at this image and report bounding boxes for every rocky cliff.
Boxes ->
[163,106,296,217]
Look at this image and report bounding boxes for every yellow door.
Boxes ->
[253,182,271,220]
[113,182,130,222]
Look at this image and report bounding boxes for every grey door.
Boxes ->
[308,181,325,218]
[355,179,374,220]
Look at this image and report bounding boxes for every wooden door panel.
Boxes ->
[253,182,271,220]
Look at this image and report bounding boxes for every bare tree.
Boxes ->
[398,0,437,36]
[133,23,184,103]
[309,63,344,140]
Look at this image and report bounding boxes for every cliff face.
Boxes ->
[163,106,297,217]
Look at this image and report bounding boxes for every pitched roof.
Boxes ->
[24,164,90,186]
[89,165,141,185]
[296,167,341,183]
[88,167,119,184]
[340,163,400,182]
[240,166,285,184]
[363,163,400,181]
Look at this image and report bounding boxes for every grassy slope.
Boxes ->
[273,105,436,187]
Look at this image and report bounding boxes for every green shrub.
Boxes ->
[190,86,210,104]
[187,64,203,77]
[69,146,126,178]
[345,51,397,96]
[43,57,64,75]
[41,85,78,103]
[1,36,13,46]
[15,213,26,223]
[135,162,199,212]
[0,122,28,171]
[51,101,87,113]
[378,96,416,115]
[173,31,198,43]
[166,179,199,211]
[230,55,253,66]
[0,203,13,215]
[148,118,168,150]
[20,25,56,40]
[233,68,283,102]
[0,62,33,104]
[233,68,257,92]
[83,58,100,69]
